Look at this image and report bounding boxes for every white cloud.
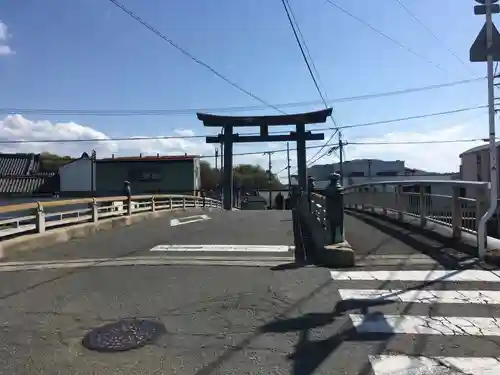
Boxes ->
[0,114,216,159]
[0,21,7,41]
[0,45,14,56]
[0,21,14,56]
[1,115,484,177]
[344,124,484,173]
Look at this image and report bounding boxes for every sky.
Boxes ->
[0,0,496,181]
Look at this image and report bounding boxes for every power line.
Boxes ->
[280,0,340,167]
[285,0,330,102]
[335,104,487,131]
[0,77,484,117]
[393,0,474,74]
[5,136,490,166]
[107,0,286,116]
[324,0,447,72]
[0,104,486,145]
[299,105,487,165]
[281,0,329,109]
[274,137,492,175]
[348,138,490,146]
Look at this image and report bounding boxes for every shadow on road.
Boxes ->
[346,209,478,269]
[260,299,395,375]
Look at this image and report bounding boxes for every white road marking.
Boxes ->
[170,215,210,227]
[369,355,500,375]
[338,289,500,305]
[330,270,500,282]
[149,244,292,252]
[0,255,295,272]
[350,314,500,336]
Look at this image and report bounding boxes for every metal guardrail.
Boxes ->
[0,195,222,239]
[341,180,491,252]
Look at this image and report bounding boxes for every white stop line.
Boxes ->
[149,244,293,252]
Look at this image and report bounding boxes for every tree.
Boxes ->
[39,152,74,172]
[200,161,283,191]
[200,160,219,190]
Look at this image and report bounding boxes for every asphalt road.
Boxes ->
[1,209,500,373]
[5,209,296,263]
[1,249,500,373]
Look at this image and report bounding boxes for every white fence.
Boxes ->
[342,180,493,254]
[0,194,222,239]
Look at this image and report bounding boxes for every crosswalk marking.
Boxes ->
[149,244,293,252]
[369,355,500,375]
[332,268,500,373]
[330,269,500,282]
[350,314,500,336]
[338,289,500,304]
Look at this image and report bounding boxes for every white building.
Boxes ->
[460,141,497,187]
[58,152,96,195]
[308,159,407,182]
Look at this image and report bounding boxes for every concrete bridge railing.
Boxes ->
[293,187,355,268]
[0,194,223,240]
[341,179,500,258]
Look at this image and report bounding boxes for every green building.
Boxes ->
[58,153,201,197]
[96,155,201,196]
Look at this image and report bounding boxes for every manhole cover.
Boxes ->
[82,319,166,352]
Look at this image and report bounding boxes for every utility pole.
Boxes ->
[90,149,96,194]
[263,151,274,208]
[471,0,500,257]
[219,141,224,200]
[286,142,292,189]
[338,132,344,182]
[329,132,347,184]
[215,148,219,170]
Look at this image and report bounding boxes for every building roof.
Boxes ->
[459,141,498,157]
[0,153,41,176]
[0,153,60,194]
[98,155,198,162]
[0,175,57,194]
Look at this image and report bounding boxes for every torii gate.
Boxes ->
[197,108,332,210]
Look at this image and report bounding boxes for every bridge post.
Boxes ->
[325,173,345,244]
[151,197,156,212]
[381,185,387,216]
[396,185,404,221]
[36,202,46,233]
[451,186,462,239]
[476,185,489,250]
[419,185,427,227]
[370,185,376,213]
[127,197,132,216]
[92,199,98,223]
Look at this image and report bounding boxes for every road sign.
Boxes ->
[475,0,499,4]
[470,22,500,62]
[475,4,500,14]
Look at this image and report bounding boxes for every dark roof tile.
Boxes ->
[0,175,59,194]
[0,153,42,176]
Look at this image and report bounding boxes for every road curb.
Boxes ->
[0,207,217,260]
[317,241,355,268]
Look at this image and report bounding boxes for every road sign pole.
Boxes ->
[485,0,498,257]
[473,0,499,257]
